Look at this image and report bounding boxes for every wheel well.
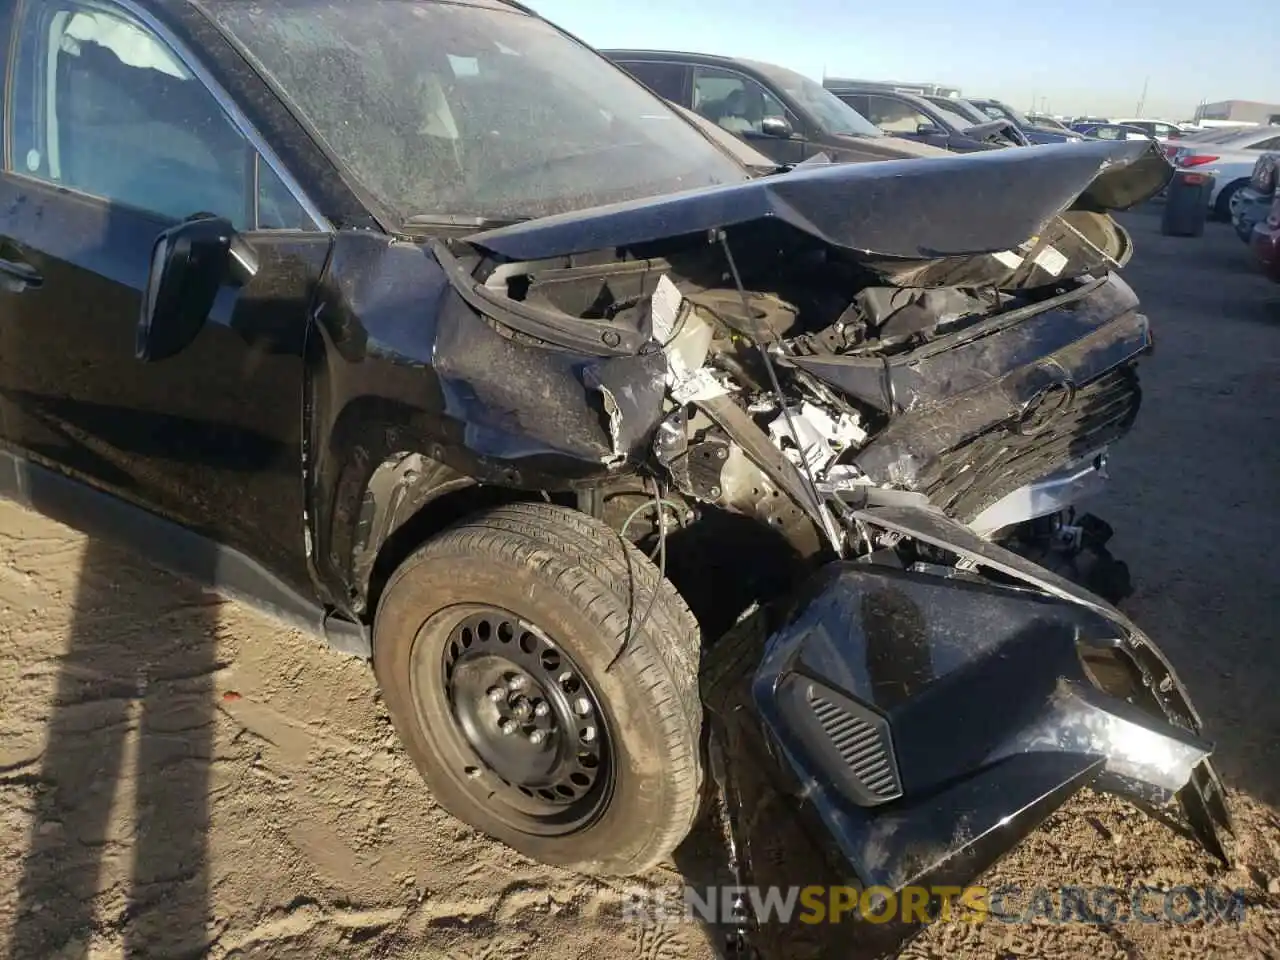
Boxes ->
[1215,178,1248,215]
[364,481,820,646]
[366,484,545,619]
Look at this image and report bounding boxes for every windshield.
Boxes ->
[1029,115,1068,131]
[204,0,749,222]
[743,60,883,138]
[928,97,986,124]
[977,100,1029,127]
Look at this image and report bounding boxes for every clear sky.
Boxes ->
[531,0,1279,120]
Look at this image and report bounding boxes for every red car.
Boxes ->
[1252,195,1280,282]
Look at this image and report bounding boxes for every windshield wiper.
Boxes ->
[405,213,530,229]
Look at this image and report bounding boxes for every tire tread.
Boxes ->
[377,502,702,874]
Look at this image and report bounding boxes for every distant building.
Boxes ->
[1194,100,1280,125]
[823,77,962,98]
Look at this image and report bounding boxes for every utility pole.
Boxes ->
[1135,76,1149,117]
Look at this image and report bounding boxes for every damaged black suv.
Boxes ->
[0,0,1232,955]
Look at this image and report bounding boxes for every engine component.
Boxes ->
[766,401,868,475]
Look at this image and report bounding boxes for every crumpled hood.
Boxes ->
[468,139,1172,262]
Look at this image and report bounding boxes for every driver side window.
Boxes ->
[7,0,261,228]
[862,95,932,134]
[692,67,791,136]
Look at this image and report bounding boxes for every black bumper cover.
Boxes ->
[703,507,1231,960]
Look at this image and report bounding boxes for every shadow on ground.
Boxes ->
[8,537,222,959]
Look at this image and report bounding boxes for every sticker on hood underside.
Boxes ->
[992,250,1025,269]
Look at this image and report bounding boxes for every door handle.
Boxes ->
[0,257,43,291]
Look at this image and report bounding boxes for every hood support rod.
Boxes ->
[715,229,844,553]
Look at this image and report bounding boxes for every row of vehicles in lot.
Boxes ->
[605,49,1278,221]
[0,7,1233,959]
[606,50,1092,160]
[1167,125,1280,218]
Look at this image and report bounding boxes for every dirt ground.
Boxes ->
[2,209,1279,960]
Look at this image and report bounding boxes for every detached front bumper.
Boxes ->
[703,506,1231,960]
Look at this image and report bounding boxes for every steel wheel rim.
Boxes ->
[409,604,613,834]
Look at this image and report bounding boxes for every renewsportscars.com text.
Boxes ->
[622,884,1249,926]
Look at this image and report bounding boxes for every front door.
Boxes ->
[0,0,333,591]
[857,93,953,150]
[690,65,807,166]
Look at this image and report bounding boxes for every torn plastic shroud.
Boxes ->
[701,505,1232,960]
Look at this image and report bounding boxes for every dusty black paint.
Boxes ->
[469,138,1173,262]
[701,507,1231,959]
[0,0,1227,927]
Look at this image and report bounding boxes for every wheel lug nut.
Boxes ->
[487,686,506,702]
[508,675,528,692]
[573,697,591,716]
[533,701,549,718]
[528,729,547,745]
[499,719,518,735]
[511,697,532,720]
[582,725,596,742]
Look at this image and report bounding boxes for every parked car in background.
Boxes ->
[967,97,1085,143]
[1167,125,1280,219]
[1109,118,1185,142]
[1027,112,1072,132]
[923,94,1031,145]
[1251,194,1280,281]
[603,50,947,165]
[1070,115,1111,128]
[1233,153,1279,242]
[1074,123,1155,142]
[825,84,1020,151]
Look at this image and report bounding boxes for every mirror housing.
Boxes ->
[916,122,945,137]
[136,215,258,362]
[759,116,794,139]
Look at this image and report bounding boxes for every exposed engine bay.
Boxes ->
[456,202,1144,630]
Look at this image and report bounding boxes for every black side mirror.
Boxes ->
[136,215,258,362]
[916,122,945,137]
[759,116,794,139]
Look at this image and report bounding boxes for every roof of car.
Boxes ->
[1184,125,1280,147]
[826,85,934,107]
[600,49,756,68]
[1077,123,1150,135]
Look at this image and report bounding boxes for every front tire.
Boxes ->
[373,502,703,876]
